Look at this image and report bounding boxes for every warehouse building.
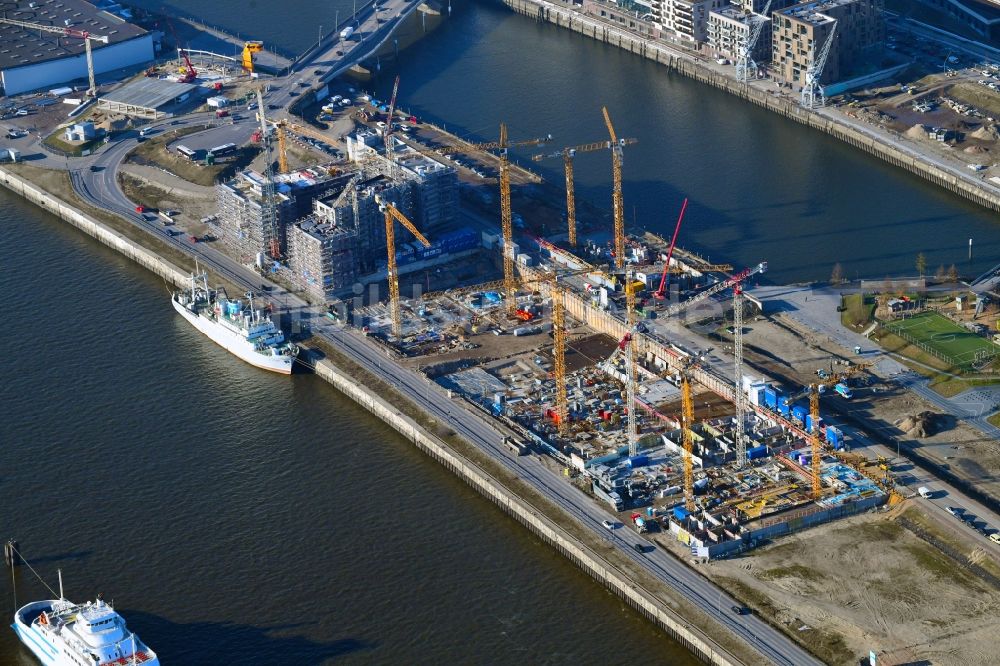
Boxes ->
[96,78,199,118]
[0,0,154,96]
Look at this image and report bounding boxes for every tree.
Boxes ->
[948,264,959,282]
[830,262,844,285]
[935,264,947,281]
[916,252,927,277]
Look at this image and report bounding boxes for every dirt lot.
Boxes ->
[689,504,1000,666]
[735,312,1000,501]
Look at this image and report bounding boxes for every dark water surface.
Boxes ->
[0,190,697,663]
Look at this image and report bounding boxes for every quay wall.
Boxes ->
[0,168,189,288]
[500,0,1000,214]
[0,165,742,666]
[311,354,743,666]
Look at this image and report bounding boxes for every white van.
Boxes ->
[918,486,932,499]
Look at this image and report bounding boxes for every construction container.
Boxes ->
[627,455,649,468]
[826,426,843,449]
[777,401,790,417]
[673,506,691,522]
[806,414,823,433]
[746,445,768,460]
[792,404,808,423]
[763,387,778,409]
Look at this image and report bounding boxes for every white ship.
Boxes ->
[13,592,158,666]
[172,272,298,374]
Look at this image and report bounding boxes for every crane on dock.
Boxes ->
[801,22,837,109]
[437,125,551,315]
[379,199,432,338]
[531,136,637,247]
[0,17,108,96]
[735,0,771,84]
[254,87,282,259]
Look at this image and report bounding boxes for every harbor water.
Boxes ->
[0,190,697,662]
[144,0,999,283]
[6,0,1000,661]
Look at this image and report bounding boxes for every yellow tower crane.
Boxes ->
[602,107,628,271]
[276,124,289,174]
[436,125,550,315]
[379,200,431,338]
[789,363,871,499]
[681,371,696,512]
[551,283,569,434]
[532,137,637,247]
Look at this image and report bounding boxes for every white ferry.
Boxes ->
[13,593,158,666]
[172,272,298,374]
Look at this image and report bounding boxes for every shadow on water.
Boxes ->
[27,551,93,566]
[123,610,376,664]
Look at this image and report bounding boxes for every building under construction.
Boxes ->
[284,144,458,301]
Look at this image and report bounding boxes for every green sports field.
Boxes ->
[885,311,996,369]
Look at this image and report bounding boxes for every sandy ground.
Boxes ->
[684,504,1000,666]
[734,312,1000,501]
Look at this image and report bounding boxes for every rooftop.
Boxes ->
[0,0,147,71]
[98,77,198,111]
[711,5,760,22]
[775,0,859,26]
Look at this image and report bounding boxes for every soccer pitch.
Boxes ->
[886,311,996,368]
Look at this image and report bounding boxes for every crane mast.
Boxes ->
[435,126,550,316]
[532,137,637,248]
[735,0,771,84]
[381,201,431,338]
[255,87,281,259]
[552,281,569,435]
[801,22,837,109]
[733,285,747,467]
[681,372,695,512]
[384,75,401,172]
[602,107,626,270]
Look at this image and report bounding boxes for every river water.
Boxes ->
[4,0,999,662]
[0,189,697,663]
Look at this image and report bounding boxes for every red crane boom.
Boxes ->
[654,197,688,299]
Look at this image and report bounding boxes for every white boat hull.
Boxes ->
[173,297,295,374]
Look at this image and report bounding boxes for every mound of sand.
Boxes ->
[972,124,1000,141]
[964,144,990,154]
[895,411,937,438]
[905,124,928,140]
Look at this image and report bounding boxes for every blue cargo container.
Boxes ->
[627,455,649,468]
[746,445,768,460]
[806,414,823,433]
[826,426,843,448]
[763,387,777,409]
[777,401,791,417]
[792,404,808,423]
[672,506,690,521]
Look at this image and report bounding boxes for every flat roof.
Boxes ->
[99,77,198,110]
[0,0,147,71]
[775,0,859,26]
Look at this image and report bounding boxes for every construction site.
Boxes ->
[247,100,902,562]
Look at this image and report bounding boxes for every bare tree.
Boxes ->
[916,252,927,277]
[948,264,959,282]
